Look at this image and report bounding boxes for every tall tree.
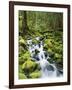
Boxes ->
[22,11,29,34]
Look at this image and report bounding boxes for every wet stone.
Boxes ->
[46,65,54,71]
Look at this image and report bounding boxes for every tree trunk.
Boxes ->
[22,11,28,34]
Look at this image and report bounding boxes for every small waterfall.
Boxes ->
[27,37,62,78]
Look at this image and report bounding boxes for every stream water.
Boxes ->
[27,37,63,78]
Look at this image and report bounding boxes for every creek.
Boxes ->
[27,37,63,78]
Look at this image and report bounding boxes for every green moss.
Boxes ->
[19,36,26,45]
[19,65,23,73]
[43,45,48,51]
[54,45,63,54]
[19,56,25,64]
[32,38,40,45]
[29,71,41,78]
[19,73,27,79]
[35,31,42,37]
[23,51,31,60]
[19,51,31,64]
[54,53,62,63]
[19,38,25,44]
[48,48,52,53]
[32,39,38,44]
[19,46,25,56]
[22,60,37,73]
[55,53,59,58]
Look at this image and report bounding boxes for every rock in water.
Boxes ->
[46,65,54,71]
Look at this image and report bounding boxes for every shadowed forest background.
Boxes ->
[18,10,63,79]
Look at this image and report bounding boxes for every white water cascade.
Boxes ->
[27,37,62,78]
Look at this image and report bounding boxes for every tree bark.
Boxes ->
[22,11,28,34]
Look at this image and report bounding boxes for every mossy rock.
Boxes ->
[22,60,38,73]
[54,41,59,46]
[19,65,23,73]
[44,39,48,45]
[44,39,54,48]
[54,53,63,63]
[19,36,26,45]
[19,56,25,64]
[29,71,41,78]
[19,51,31,64]
[43,45,48,51]
[54,53,61,59]
[48,48,53,54]
[19,73,27,79]
[32,38,40,45]
[19,46,25,56]
[22,51,31,60]
[34,31,42,37]
[54,45,63,54]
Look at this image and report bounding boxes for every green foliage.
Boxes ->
[22,60,34,70]
[19,73,27,79]
[19,36,26,45]
[29,71,41,78]
[22,60,41,78]
[19,65,23,73]
[22,51,31,60]
[22,60,38,72]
